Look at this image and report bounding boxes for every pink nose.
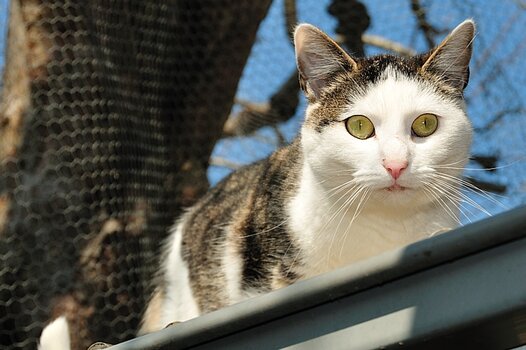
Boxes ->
[383,160,408,180]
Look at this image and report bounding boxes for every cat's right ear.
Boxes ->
[294,24,357,100]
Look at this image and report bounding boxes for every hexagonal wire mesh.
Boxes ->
[0,0,524,348]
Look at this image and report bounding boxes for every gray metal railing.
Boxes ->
[110,205,526,349]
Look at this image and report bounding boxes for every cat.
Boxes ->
[139,19,475,334]
[38,20,476,348]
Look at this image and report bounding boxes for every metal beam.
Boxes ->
[109,205,526,349]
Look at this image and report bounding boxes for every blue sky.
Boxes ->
[0,0,524,223]
[0,0,7,74]
[210,0,526,223]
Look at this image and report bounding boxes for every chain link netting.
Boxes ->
[0,0,524,348]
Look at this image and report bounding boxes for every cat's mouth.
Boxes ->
[386,183,406,191]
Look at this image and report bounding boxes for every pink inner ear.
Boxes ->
[298,54,329,97]
[294,24,357,99]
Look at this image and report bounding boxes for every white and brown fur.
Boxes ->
[138,20,476,334]
[37,19,476,350]
[40,20,475,350]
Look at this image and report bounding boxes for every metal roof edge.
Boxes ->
[109,205,526,349]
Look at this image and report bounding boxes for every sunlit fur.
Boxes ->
[139,20,482,335]
[38,20,490,347]
[290,67,473,276]
[38,317,71,350]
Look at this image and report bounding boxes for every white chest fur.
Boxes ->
[287,163,456,279]
[160,221,200,325]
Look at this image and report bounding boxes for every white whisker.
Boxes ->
[422,185,462,226]
[431,177,493,217]
[337,188,372,259]
[433,172,509,209]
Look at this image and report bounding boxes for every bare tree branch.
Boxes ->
[233,99,270,114]
[328,0,370,57]
[474,12,521,71]
[410,0,440,48]
[466,176,506,194]
[284,0,297,44]
[210,157,243,170]
[223,73,299,137]
[474,108,526,132]
[360,34,416,56]
[465,155,507,193]
[471,155,498,171]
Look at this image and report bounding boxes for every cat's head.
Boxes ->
[294,20,475,207]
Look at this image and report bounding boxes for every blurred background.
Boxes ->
[0,0,524,348]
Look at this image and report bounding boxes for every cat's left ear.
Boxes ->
[422,19,475,90]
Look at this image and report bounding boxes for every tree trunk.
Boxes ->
[0,0,271,348]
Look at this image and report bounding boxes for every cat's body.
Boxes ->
[141,137,459,332]
[140,19,475,334]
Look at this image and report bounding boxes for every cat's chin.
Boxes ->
[386,184,405,191]
[383,184,414,196]
[372,185,429,208]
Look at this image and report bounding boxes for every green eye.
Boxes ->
[345,115,375,140]
[412,113,438,137]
